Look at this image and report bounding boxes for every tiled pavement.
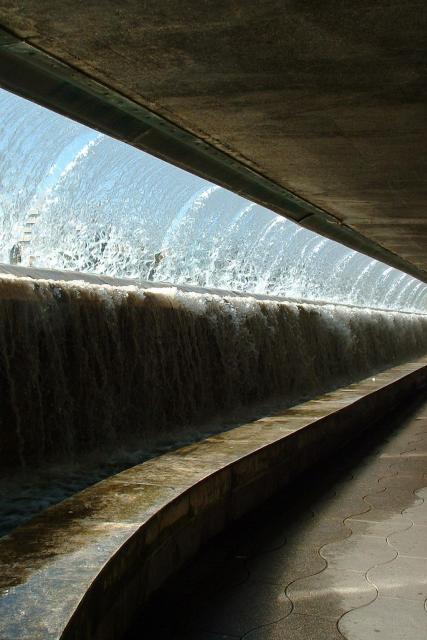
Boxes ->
[127,396,427,639]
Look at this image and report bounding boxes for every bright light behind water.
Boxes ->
[1,89,426,313]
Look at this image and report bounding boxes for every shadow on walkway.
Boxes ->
[126,393,427,639]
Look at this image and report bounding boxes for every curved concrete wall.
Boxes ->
[1,272,427,470]
[0,359,426,640]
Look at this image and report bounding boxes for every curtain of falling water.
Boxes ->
[1,89,427,313]
[1,276,427,473]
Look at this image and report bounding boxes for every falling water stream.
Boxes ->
[1,89,427,535]
[1,89,427,313]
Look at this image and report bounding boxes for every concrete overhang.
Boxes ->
[0,2,426,282]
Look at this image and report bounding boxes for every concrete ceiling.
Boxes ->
[0,1,426,280]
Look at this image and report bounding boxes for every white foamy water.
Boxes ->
[1,89,426,313]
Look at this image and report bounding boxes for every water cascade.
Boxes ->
[1,274,427,476]
[1,90,427,534]
[1,90,427,313]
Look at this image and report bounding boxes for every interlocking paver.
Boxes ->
[388,523,427,558]
[248,544,325,585]
[365,487,422,510]
[339,595,427,639]
[188,579,292,637]
[346,511,412,537]
[186,634,238,640]
[284,516,350,548]
[287,567,376,619]
[311,495,370,522]
[321,534,396,572]
[158,631,239,640]
[368,555,427,600]
[177,555,250,597]
[244,612,343,639]
[403,501,427,525]
[380,474,426,491]
[387,458,427,474]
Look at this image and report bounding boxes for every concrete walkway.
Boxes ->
[127,395,427,639]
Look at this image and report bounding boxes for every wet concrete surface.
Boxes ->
[127,395,427,639]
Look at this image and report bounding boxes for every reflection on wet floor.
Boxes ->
[127,395,427,640]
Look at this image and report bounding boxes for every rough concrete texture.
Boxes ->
[0,358,426,640]
[0,2,426,274]
[128,391,427,640]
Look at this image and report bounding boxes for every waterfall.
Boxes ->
[0,89,426,313]
[1,89,427,535]
[0,274,426,474]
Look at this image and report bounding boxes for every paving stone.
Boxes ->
[368,555,427,600]
[405,442,427,454]
[154,628,240,640]
[364,486,420,511]
[311,495,370,522]
[387,458,427,475]
[321,534,396,572]
[333,475,380,493]
[381,475,426,492]
[245,611,343,639]
[349,462,396,485]
[136,624,239,640]
[188,579,292,637]
[380,441,421,454]
[346,511,412,537]
[287,567,376,619]
[403,500,427,525]
[248,544,325,585]
[166,554,250,598]
[180,633,238,640]
[213,522,288,559]
[388,524,427,557]
[284,516,351,548]
[339,595,427,639]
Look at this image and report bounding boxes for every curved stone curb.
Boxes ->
[1,358,427,640]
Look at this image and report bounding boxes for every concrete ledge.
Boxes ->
[1,358,427,639]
